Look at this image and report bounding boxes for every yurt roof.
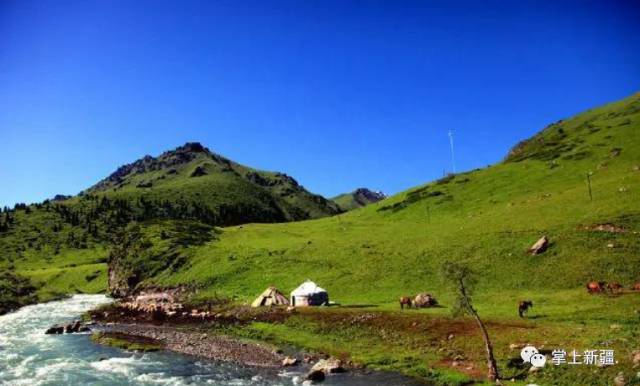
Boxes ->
[290,280,327,296]
[251,286,288,307]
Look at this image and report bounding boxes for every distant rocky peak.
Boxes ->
[173,142,207,154]
[354,188,386,201]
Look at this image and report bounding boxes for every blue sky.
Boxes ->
[1,0,639,207]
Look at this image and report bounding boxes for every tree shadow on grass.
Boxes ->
[526,314,549,320]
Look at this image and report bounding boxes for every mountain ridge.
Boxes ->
[84,141,341,223]
[331,188,387,211]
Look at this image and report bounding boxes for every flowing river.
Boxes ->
[0,295,424,386]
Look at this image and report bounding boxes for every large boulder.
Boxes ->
[528,236,549,255]
[311,358,345,374]
[64,320,82,333]
[305,369,326,383]
[45,324,64,334]
[282,356,298,366]
[414,293,437,308]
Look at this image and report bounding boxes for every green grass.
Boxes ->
[91,332,163,352]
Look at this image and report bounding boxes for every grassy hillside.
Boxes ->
[88,142,341,222]
[142,92,638,385]
[147,92,640,303]
[331,188,387,211]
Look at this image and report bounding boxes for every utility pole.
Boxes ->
[448,130,456,174]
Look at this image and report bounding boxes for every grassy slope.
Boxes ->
[88,143,341,221]
[160,92,640,302]
[148,92,639,385]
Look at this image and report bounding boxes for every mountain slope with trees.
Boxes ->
[0,143,341,307]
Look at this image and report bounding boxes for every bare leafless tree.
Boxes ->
[441,261,499,382]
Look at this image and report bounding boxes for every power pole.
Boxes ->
[448,130,456,174]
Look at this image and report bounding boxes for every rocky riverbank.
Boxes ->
[96,322,285,368]
[85,300,366,384]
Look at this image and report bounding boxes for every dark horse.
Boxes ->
[518,300,533,318]
[399,296,412,309]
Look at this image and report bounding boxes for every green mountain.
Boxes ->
[331,188,387,211]
[87,142,341,223]
[0,143,341,304]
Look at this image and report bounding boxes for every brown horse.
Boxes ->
[399,296,412,309]
[631,283,640,291]
[518,300,533,318]
[586,281,606,294]
[607,282,623,293]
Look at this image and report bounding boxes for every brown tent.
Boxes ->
[251,286,290,307]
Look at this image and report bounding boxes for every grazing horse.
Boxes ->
[399,296,412,309]
[607,282,623,293]
[587,281,606,294]
[518,301,533,318]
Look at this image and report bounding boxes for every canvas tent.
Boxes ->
[251,286,289,307]
[290,280,329,307]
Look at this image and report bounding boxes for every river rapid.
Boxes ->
[0,295,424,386]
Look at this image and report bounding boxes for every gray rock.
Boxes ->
[45,325,64,334]
[305,369,326,383]
[311,358,345,374]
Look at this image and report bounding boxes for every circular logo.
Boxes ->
[530,353,547,368]
[520,346,539,363]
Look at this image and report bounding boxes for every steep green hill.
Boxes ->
[137,92,640,302]
[88,142,341,222]
[331,188,387,211]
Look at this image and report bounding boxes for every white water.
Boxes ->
[0,295,422,386]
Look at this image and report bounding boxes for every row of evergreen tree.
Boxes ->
[1,193,287,237]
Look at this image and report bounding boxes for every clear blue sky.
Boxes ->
[1,0,639,207]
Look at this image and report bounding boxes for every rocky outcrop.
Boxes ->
[305,369,326,383]
[107,262,139,298]
[311,358,346,374]
[353,188,386,204]
[45,320,90,334]
[190,166,208,177]
[303,357,346,383]
[282,356,298,366]
[118,290,185,314]
[528,235,549,255]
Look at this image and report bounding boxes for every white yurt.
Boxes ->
[290,279,329,307]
